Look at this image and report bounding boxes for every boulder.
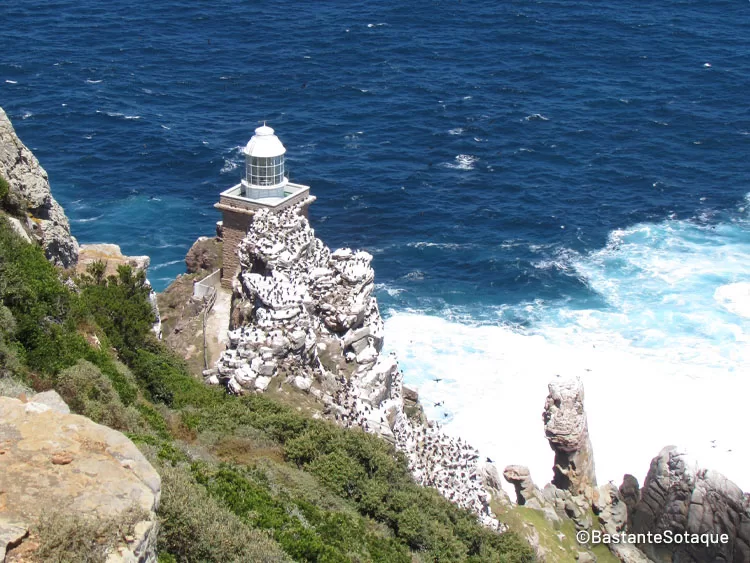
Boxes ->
[29,390,70,414]
[0,396,160,562]
[480,463,512,507]
[293,375,312,392]
[0,522,27,562]
[402,385,419,404]
[503,465,545,510]
[254,376,271,391]
[593,482,628,536]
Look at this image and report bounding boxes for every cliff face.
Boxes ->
[632,446,750,563]
[0,108,79,268]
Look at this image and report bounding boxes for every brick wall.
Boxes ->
[220,209,253,288]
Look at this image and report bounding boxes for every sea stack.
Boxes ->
[542,376,597,501]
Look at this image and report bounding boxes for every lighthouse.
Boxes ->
[215,124,313,288]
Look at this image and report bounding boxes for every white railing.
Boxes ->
[193,268,221,299]
[193,269,222,370]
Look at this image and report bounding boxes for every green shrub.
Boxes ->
[57,359,146,433]
[190,461,412,563]
[0,175,8,203]
[0,305,23,380]
[156,462,291,563]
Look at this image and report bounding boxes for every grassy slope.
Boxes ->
[0,212,534,563]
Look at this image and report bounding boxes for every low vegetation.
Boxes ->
[31,506,149,563]
[0,214,534,562]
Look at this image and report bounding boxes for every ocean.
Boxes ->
[2,0,748,493]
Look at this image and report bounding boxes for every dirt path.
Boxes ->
[204,287,232,367]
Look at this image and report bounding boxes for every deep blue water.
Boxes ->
[2,1,747,298]
[3,0,750,487]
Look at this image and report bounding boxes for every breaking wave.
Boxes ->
[384,200,750,495]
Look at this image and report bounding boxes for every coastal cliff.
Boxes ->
[0,108,78,268]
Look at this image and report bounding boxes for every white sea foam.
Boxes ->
[21,111,32,120]
[86,79,102,84]
[714,282,750,319]
[403,270,425,281]
[73,215,103,223]
[96,110,140,120]
[375,283,405,297]
[384,208,750,496]
[524,113,549,121]
[448,127,464,135]
[221,159,239,173]
[444,154,478,170]
[151,259,183,270]
[5,80,18,84]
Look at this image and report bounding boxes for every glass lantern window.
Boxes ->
[247,155,285,186]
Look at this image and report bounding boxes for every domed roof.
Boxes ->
[244,124,286,158]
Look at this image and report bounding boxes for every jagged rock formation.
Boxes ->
[498,375,750,563]
[208,204,499,527]
[619,474,641,530]
[185,236,222,274]
[0,393,161,562]
[503,465,546,510]
[631,446,750,563]
[0,107,78,268]
[543,376,597,501]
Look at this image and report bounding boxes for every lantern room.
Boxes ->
[241,124,287,199]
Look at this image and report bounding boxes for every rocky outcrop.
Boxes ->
[503,465,546,510]
[76,243,150,275]
[631,446,750,563]
[500,378,646,562]
[0,393,160,562]
[498,375,750,563]
[619,474,641,530]
[185,236,222,273]
[543,376,596,501]
[0,107,78,268]
[208,204,498,528]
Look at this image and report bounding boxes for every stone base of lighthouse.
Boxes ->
[216,190,315,289]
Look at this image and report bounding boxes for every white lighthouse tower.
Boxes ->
[215,124,314,288]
